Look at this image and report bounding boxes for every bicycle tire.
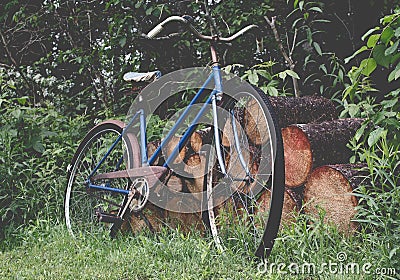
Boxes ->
[65,120,140,237]
[206,86,285,259]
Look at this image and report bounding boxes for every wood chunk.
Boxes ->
[282,118,364,188]
[190,127,212,153]
[303,164,368,233]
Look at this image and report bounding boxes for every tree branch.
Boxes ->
[264,16,300,97]
[0,29,42,103]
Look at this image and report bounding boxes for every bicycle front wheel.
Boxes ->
[65,120,140,237]
[206,87,285,258]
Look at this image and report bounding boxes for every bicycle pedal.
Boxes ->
[96,211,123,224]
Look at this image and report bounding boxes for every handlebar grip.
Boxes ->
[147,24,164,38]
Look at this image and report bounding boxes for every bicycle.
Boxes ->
[65,15,285,258]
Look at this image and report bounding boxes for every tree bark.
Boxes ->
[303,164,368,233]
[222,95,338,147]
[268,95,338,128]
[282,118,364,188]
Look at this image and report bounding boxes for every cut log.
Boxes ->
[281,190,299,225]
[243,98,270,145]
[190,127,213,153]
[164,135,187,164]
[124,203,164,234]
[222,95,337,147]
[258,188,299,226]
[268,95,338,128]
[303,164,368,233]
[164,196,204,233]
[282,118,364,188]
[184,153,207,195]
[147,140,161,165]
[222,109,243,147]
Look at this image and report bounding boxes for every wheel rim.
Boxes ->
[207,91,284,257]
[65,128,132,237]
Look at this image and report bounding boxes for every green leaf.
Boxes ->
[11,108,22,119]
[299,1,304,11]
[33,141,45,153]
[313,42,322,55]
[285,70,300,79]
[309,7,322,13]
[278,71,287,81]
[367,34,380,48]
[344,46,368,64]
[292,17,303,29]
[248,71,259,85]
[119,37,127,48]
[381,14,396,24]
[267,86,279,96]
[368,127,386,147]
[145,7,153,15]
[16,97,28,105]
[319,64,327,74]
[348,104,359,118]
[388,63,400,82]
[381,98,398,108]
[354,123,367,142]
[372,45,391,68]
[395,27,400,37]
[8,83,16,90]
[360,58,377,76]
[389,248,397,259]
[388,68,400,82]
[381,27,394,45]
[384,40,399,55]
[362,27,379,41]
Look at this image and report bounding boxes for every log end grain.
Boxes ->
[258,189,299,226]
[282,126,312,188]
[303,165,359,233]
[244,98,269,145]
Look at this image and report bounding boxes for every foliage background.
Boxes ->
[0,0,399,271]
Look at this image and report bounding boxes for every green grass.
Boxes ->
[0,214,397,280]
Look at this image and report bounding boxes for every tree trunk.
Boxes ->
[268,95,338,128]
[282,118,364,188]
[303,164,368,233]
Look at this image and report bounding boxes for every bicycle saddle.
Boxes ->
[123,71,161,83]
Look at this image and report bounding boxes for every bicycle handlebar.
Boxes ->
[146,15,260,43]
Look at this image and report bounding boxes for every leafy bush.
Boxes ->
[342,9,400,268]
[0,88,88,241]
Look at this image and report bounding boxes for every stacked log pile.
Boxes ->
[127,129,212,233]
[127,95,368,234]
[275,96,367,233]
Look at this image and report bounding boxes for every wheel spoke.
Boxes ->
[206,89,284,257]
[65,123,139,237]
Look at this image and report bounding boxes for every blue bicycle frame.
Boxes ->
[86,65,229,195]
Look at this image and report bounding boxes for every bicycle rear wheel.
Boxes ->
[206,87,284,258]
[65,120,140,237]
